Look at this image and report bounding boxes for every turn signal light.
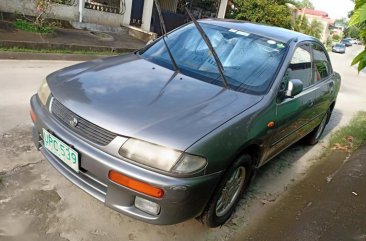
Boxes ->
[30,109,37,123]
[108,170,164,198]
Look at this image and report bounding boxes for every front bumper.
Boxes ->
[30,95,222,225]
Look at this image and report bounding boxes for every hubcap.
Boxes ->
[215,166,246,217]
[315,112,328,140]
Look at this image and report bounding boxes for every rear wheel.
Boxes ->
[200,154,253,228]
[304,109,331,145]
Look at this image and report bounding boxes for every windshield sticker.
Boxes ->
[267,40,276,45]
[235,31,250,36]
[229,29,238,33]
[277,43,286,48]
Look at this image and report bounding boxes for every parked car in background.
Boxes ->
[332,43,346,54]
[354,39,363,45]
[341,39,352,47]
[30,19,341,228]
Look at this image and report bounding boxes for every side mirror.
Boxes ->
[286,79,303,98]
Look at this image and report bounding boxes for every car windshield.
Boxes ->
[335,44,345,47]
[139,23,288,94]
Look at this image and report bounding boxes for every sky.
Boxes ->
[311,0,355,19]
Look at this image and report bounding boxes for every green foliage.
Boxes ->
[344,26,361,38]
[293,15,323,39]
[326,36,332,48]
[226,0,292,29]
[294,0,315,9]
[352,49,366,72]
[332,34,341,42]
[15,19,54,34]
[349,0,366,72]
[308,19,323,39]
[329,112,366,152]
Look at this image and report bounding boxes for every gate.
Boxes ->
[151,0,221,36]
[130,0,145,26]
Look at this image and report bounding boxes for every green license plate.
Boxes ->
[43,129,79,173]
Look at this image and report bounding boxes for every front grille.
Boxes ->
[51,98,117,146]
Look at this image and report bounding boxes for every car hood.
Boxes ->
[47,54,263,150]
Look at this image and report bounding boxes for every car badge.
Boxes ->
[69,117,78,128]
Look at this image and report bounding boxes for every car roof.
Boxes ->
[199,18,315,43]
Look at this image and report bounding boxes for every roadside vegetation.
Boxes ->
[349,0,366,72]
[15,19,54,34]
[329,111,366,153]
[226,0,333,47]
[226,0,292,29]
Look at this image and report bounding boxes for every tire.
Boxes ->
[304,109,331,145]
[200,154,253,228]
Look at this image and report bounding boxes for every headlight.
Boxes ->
[37,78,51,106]
[119,139,207,174]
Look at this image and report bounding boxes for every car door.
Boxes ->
[305,42,335,132]
[265,43,316,161]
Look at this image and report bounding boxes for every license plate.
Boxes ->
[43,129,79,173]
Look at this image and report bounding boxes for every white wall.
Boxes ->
[0,0,126,27]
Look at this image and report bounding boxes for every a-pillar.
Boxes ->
[141,0,154,32]
[217,0,228,19]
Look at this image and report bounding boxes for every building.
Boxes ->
[0,0,228,41]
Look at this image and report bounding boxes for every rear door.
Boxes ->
[306,42,335,131]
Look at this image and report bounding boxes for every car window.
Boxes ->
[286,44,313,88]
[312,43,331,81]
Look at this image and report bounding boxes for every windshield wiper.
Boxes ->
[153,0,180,72]
[184,4,229,89]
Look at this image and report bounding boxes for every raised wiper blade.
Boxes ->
[153,0,180,72]
[184,5,229,89]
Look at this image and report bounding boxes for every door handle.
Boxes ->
[308,100,314,107]
[329,82,335,94]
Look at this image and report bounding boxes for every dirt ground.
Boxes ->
[0,45,365,241]
[233,146,366,241]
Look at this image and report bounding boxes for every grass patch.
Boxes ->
[15,19,54,34]
[329,111,366,153]
[0,47,116,56]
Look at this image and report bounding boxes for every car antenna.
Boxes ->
[153,0,180,73]
[184,3,229,89]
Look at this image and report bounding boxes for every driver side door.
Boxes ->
[266,43,315,161]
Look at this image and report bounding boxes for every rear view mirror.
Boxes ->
[286,79,303,98]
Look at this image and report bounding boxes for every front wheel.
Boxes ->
[200,154,253,228]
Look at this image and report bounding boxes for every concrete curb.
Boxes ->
[0,51,117,61]
[0,40,137,53]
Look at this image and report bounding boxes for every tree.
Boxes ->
[296,0,315,9]
[293,15,323,40]
[308,19,323,39]
[344,25,361,38]
[227,0,292,29]
[349,0,366,72]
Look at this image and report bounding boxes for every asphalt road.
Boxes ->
[0,45,365,241]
